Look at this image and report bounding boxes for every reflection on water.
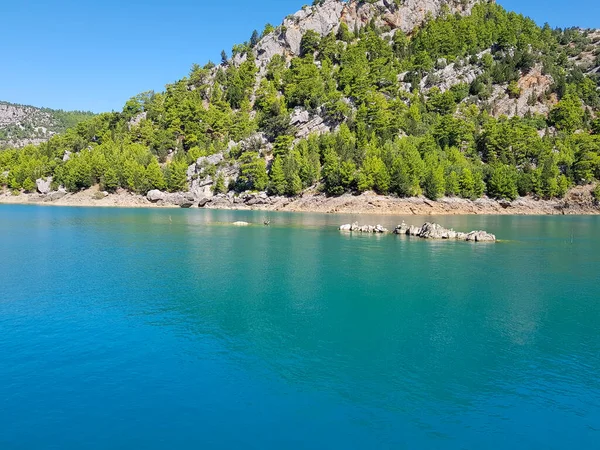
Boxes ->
[0,205,599,449]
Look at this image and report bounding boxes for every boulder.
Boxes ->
[147,190,166,203]
[180,201,195,209]
[36,177,52,195]
[407,225,422,236]
[48,189,67,201]
[339,223,388,233]
[198,198,212,208]
[466,231,497,242]
[418,222,458,240]
[394,222,410,235]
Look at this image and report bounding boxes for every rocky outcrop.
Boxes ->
[127,111,147,129]
[146,190,196,207]
[488,66,555,118]
[290,108,331,139]
[339,222,388,233]
[420,55,486,92]
[342,0,480,38]
[254,0,481,70]
[393,222,496,242]
[198,191,284,209]
[339,221,495,242]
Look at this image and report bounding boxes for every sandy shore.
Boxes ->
[1,185,599,215]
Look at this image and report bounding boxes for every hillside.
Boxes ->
[0,101,94,148]
[1,0,600,207]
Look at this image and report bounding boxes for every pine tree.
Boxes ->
[423,165,445,200]
[250,30,260,48]
[268,157,286,196]
[145,158,166,191]
[459,168,476,199]
[165,160,188,193]
[101,166,120,192]
[212,172,227,194]
[22,177,36,193]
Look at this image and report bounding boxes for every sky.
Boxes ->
[0,0,598,113]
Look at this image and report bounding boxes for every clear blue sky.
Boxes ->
[1,0,598,113]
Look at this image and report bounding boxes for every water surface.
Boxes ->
[1,205,599,449]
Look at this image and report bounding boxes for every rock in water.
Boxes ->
[466,231,497,242]
[339,223,388,233]
[391,222,497,242]
[418,222,459,240]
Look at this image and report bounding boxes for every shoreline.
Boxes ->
[1,185,599,215]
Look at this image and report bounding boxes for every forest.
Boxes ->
[1,1,600,202]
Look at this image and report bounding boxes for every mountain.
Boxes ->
[1,0,600,206]
[0,101,94,148]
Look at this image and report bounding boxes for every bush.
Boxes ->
[593,184,600,203]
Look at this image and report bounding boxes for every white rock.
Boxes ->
[36,177,52,195]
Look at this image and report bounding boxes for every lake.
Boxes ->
[0,205,599,449]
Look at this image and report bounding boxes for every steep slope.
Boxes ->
[1,0,599,208]
[253,0,479,68]
[0,101,94,148]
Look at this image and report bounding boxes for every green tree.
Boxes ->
[487,164,519,200]
[300,30,321,57]
[101,166,120,192]
[459,168,476,199]
[322,148,343,196]
[165,160,188,192]
[212,172,227,194]
[445,171,460,197]
[268,157,287,195]
[145,158,166,191]
[423,165,445,200]
[22,177,36,193]
[549,93,584,132]
[238,153,268,191]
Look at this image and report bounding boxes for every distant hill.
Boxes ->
[0,101,95,148]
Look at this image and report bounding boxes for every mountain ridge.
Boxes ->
[0,100,94,148]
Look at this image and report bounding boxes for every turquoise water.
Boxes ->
[0,205,599,449]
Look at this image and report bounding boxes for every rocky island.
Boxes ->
[340,221,496,242]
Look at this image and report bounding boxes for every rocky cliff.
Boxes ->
[255,0,481,70]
